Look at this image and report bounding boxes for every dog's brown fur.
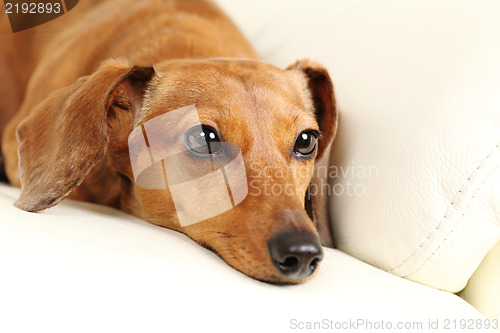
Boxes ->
[0,0,337,283]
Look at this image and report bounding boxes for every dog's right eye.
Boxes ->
[185,125,222,156]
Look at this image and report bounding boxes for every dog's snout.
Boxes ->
[268,231,323,280]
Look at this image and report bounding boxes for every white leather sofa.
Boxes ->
[1,0,499,332]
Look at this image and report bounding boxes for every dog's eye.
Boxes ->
[293,130,319,158]
[185,125,222,156]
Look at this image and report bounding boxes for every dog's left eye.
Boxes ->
[185,125,222,156]
[293,130,319,158]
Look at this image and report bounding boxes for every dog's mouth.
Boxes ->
[198,231,323,284]
[199,241,221,257]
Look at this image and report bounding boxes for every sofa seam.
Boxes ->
[403,160,500,279]
[390,141,500,275]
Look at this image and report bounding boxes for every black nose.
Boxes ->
[268,231,323,280]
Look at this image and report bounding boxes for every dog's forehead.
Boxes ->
[140,59,315,126]
[152,60,306,105]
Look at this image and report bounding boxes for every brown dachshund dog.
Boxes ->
[0,0,337,284]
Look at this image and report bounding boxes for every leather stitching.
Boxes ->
[390,141,500,276]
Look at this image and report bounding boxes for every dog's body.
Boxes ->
[0,0,337,283]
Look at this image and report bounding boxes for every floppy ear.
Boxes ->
[287,59,338,247]
[287,59,337,159]
[15,59,155,212]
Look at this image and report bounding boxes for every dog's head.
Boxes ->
[15,58,337,284]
